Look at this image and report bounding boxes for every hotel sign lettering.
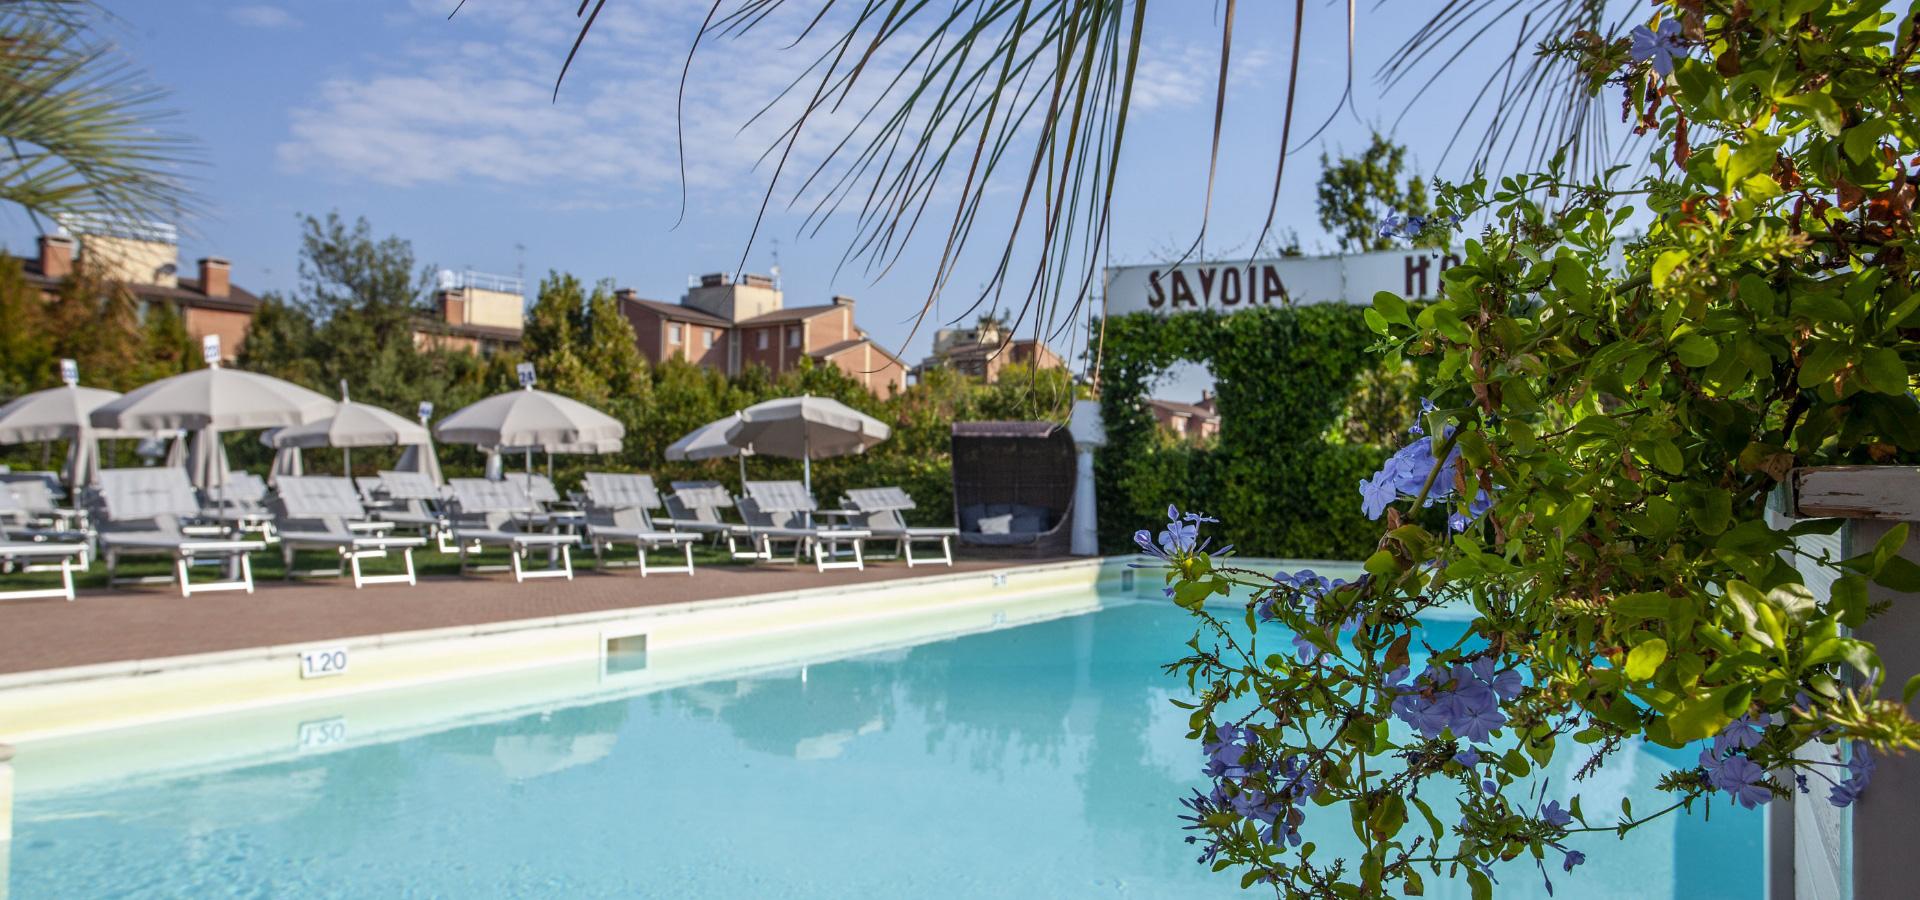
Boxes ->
[1102,249,1461,316]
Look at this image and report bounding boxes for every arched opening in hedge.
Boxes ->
[1091,305,1395,559]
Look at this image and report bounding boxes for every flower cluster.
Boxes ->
[1696,715,1773,809]
[1182,722,1320,854]
[1798,741,1875,808]
[1387,658,1523,743]
[1376,213,1462,242]
[1134,504,1225,563]
[1629,19,1686,77]
[1359,429,1460,520]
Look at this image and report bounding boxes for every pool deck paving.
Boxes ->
[0,557,1069,677]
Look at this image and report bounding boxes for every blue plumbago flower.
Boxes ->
[1540,799,1573,828]
[1828,744,1874,808]
[1359,429,1462,520]
[1260,568,1349,622]
[1419,397,1438,414]
[1454,748,1481,768]
[1290,629,1330,664]
[1712,714,1766,755]
[1562,850,1586,873]
[1203,721,1254,778]
[1177,790,1227,865]
[1630,18,1686,77]
[1698,747,1772,809]
[1388,660,1516,743]
[1448,511,1473,532]
[1376,214,1407,240]
[1135,505,1229,565]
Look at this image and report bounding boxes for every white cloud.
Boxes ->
[229,4,300,29]
[276,3,1220,210]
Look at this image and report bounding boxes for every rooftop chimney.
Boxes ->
[831,294,855,307]
[614,288,638,303]
[699,273,729,288]
[197,257,230,299]
[38,234,73,279]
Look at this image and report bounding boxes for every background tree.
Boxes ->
[1314,133,1439,253]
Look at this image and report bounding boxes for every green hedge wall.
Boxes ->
[1094,306,1389,560]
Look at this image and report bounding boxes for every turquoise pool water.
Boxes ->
[6,587,1761,898]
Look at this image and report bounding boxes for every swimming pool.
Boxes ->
[4,582,1761,898]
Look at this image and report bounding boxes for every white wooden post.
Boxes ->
[1769,466,1920,900]
[1068,400,1106,557]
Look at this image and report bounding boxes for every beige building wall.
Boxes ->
[78,234,177,287]
[459,287,525,331]
[684,279,782,321]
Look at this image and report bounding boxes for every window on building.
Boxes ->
[703,330,715,349]
[757,330,769,350]
[669,324,683,343]
[787,327,801,348]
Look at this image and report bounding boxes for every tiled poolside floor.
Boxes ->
[0,557,1066,676]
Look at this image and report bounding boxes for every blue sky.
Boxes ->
[5,2,1600,383]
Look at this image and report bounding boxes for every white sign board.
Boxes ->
[1102,248,1462,316]
[299,645,349,679]
[201,334,222,365]
[516,362,536,388]
[58,358,77,386]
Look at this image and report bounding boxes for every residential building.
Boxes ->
[412,269,526,356]
[617,272,907,398]
[1146,392,1220,443]
[918,316,1065,382]
[9,224,260,360]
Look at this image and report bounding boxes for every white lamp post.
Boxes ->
[1067,399,1106,556]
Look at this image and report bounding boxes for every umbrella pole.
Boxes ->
[737,454,747,492]
[344,446,352,477]
[525,448,533,475]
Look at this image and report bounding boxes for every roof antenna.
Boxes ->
[769,237,782,290]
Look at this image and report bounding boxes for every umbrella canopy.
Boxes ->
[667,413,752,486]
[666,414,750,462]
[435,387,624,450]
[185,426,232,490]
[90,367,336,432]
[0,384,126,491]
[725,396,891,492]
[727,396,890,459]
[266,401,430,449]
[394,439,444,486]
[0,384,121,443]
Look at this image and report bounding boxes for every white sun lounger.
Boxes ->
[0,496,88,601]
[842,487,957,567]
[664,481,760,559]
[95,468,264,597]
[205,472,277,543]
[271,476,427,588]
[373,470,455,552]
[445,478,580,581]
[581,473,698,576]
[740,481,871,572]
[2,476,83,532]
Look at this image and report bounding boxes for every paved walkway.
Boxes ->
[0,558,1059,676]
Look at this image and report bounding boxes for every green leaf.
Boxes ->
[1651,250,1689,288]
[1372,291,1412,326]
[1467,867,1493,900]
[1904,674,1920,707]
[1611,591,1675,621]
[1673,335,1719,367]
[1781,92,1845,136]
[1859,348,1910,395]
[1667,685,1738,743]
[1875,555,1920,592]
[1626,639,1669,681]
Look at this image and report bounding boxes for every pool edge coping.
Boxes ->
[0,557,1114,693]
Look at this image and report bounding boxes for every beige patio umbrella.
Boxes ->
[667,413,753,486]
[724,395,890,493]
[266,397,430,475]
[91,365,337,488]
[0,383,121,490]
[436,385,624,476]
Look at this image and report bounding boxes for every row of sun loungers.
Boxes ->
[0,467,958,599]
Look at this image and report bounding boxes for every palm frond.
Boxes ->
[0,0,194,232]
